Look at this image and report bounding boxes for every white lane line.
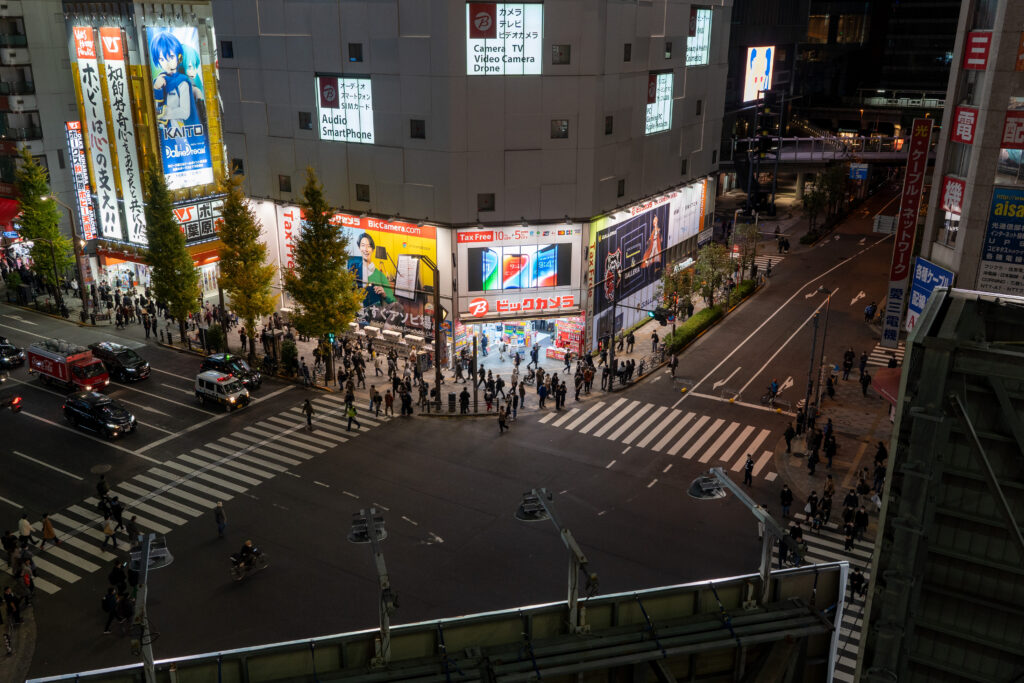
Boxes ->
[672,395,686,409]
[623,406,668,445]
[4,314,37,325]
[314,481,330,488]
[621,446,631,454]
[342,490,359,499]
[551,408,580,428]
[402,516,419,526]
[752,450,775,476]
[285,472,301,478]
[651,376,662,383]
[161,382,194,395]
[652,413,697,452]
[678,237,892,405]
[538,412,556,424]
[14,450,84,480]
[17,410,160,464]
[117,481,203,517]
[111,382,207,412]
[606,460,616,469]
[663,463,673,473]
[647,478,658,488]
[698,422,740,463]
[136,384,295,453]
[718,425,756,463]
[373,503,390,511]
[113,398,171,417]
[578,398,628,435]
[608,403,655,441]
[0,494,23,508]
[152,367,193,381]
[676,417,723,458]
[591,400,639,438]
[0,320,41,335]
[636,409,683,448]
[565,402,606,430]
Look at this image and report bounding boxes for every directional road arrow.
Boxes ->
[850,290,866,306]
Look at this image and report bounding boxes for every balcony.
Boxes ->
[0,47,30,66]
[1,93,34,112]
[0,80,33,96]
[0,34,26,48]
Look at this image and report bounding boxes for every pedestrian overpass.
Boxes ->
[720,136,935,169]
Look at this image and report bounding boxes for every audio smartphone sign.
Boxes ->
[315,75,375,144]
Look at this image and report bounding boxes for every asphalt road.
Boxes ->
[13,190,899,677]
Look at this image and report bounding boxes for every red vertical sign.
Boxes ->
[881,118,933,348]
[963,31,992,70]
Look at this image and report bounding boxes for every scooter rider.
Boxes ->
[238,539,257,570]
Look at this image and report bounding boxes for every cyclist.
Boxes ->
[238,540,257,570]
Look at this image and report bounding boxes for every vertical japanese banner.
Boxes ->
[64,121,98,241]
[71,26,122,239]
[881,118,933,348]
[99,27,146,245]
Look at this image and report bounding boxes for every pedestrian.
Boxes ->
[783,422,795,453]
[807,445,819,475]
[101,518,118,550]
[743,455,754,486]
[538,382,548,408]
[518,379,526,408]
[384,390,394,416]
[805,491,819,519]
[825,435,837,469]
[859,370,872,396]
[849,567,866,599]
[498,407,508,434]
[874,441,888,467]
[854,506,869,541]
[858,351,868,376]
[819,494,833,526]
[780,484,793,518]
[459,387,470,414]
[17,514,36,548]
[102,586,118,633]
[40,513,58,549]
[108,496,125,532]
[214,502,226,538]
[823,474,835,500]
[825,374,835,400]
[842,347,855,380]
[301,399,315,430]
[668,354,678,377]
[843,521,856,551]
[108,559,127,595]
[1,530,16,563]
[3,586,22,625]
[346,403,361,431]
[795,408,806,435]
[650,330,659,353]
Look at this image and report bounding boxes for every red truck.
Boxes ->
[27,339,110,392]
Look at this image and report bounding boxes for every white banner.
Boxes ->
[99,27,146,244]
[71,26,122,239]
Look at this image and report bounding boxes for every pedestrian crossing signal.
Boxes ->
[650,307,669,326]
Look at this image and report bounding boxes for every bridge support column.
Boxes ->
[795,172,807,199]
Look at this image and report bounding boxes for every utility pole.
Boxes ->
[606,269,619,391]
[802,312,820,440]
[349,508,395,667]
[420,257,444,410]
[472,336,478,413]
[128,533,172,683]
[813,286,835,412]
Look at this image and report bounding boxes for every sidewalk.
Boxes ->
[0,575,37,683]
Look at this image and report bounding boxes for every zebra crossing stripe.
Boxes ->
[667,415,710,455]
[190,448,276,479]
[0,558,61,594]
[206,445,288,473]
[678,418,723,458]
[43,518,116,561]
[751,450,774,476]
[652,413,696,451]
[578,399,628,435]
[144,468,234,501]
[592,400,640,438]
[243,428,324,455]
[538,411,556,424]
[179,454,262,488]
[118,481,203,517]
[134,475,216,508]
[233,431,313,459]
[86,493,184,530]
[32,541,101,573]
[720,425,756,464]
[263,418,338,447]
[50,511,119,551]
[308,412,367,434]
[623,406,668,445]
[551,408,580,428]
[636,409,682,448]
[699,422,740,463]
[295,417,354,441]
[607,403,655,441]
[28,555,81,583]
[161,460,248,494]
[565,402,606,430]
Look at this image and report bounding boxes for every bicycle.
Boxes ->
[760,391,777,408]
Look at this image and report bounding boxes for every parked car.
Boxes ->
[62,391,136,438]
[0,342,25,369]
[195,370,250,410]
[88,341,150,381]
[200,353,262,390]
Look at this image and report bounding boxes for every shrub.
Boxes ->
[728,279,756,308]
[6,270,22,290]
[204,324,226,353]
[280,338,298,375]
[665,305,723,353]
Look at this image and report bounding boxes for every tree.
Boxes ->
[802,185,826,232]
[282,168,364,382]
[694,243,730,307]
[735,220,760,279]
[819,164,848,218]
[144,172,201,345]
[660,265,693,317]
[217,175,277,362]
[14,148,73,300]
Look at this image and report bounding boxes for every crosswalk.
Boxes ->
[538,398,779,481]
[0,393,390,595]
[752,253,784,275]
[867,341,904,368]
[776,512,873,683]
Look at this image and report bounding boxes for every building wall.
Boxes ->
[213,0,731,225]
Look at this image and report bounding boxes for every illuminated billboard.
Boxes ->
[645,72,673,135]
[315,75,375,144]
[64,121,98,241]
[742,46,774,102]
[455,225,584,320]
[466,2,543,75]
[686,7,712,66]
[146,26,215,190]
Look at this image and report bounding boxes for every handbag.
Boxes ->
[804,503,812,514]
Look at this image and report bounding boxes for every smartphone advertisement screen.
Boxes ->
[456,225,583,320]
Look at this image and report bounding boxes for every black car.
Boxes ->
[88,341,150,381]
[0,343,25,369]
[63,391,136,438]
[200,353,262,390]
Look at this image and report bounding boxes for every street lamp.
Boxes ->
[813,285,835,411]
[43,195,89,314]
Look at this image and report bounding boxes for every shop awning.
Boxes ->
[0,198,21,228]
[873,367,902,406]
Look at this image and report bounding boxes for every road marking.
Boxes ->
[652,413,697,452]
[343,490,359,499]
[678,236,892,405]
[551,408,580,427]
[314,480,330,488]
[597,510,606,516]
[623,406,667,445]
[112,382,207,412]
[718,425,755,463]
[752,450,775,476]
[672,395,685,409]
[0,320,41,335]
[678,417,723,458]
[606,459,616,468]
[621,446,631,454]
[850,291,866,306]
[565,402,606,430]
[178,454,262,486]
[161,460,248,493]
[152,367,193,381]
[539,411,556,424]
[647,478,658,488]
[14,450,83,480]
[668,415,712,456]
[402,516,419,526]
[114,398,171,417]
[147,468,235,500]
[373,503,390,511]
[6,314,37,325]
[713,367,741,390]
[161,382,194,395]
[636,409,684,448]
[699,422,740,463]
[133,475,215,508]
[663,463,673,473]
[0,494,22,508]
[19,410,160,463]
[764,472,777,482]
[651,376,662,383]
[578,398,628,434]
[607,403,654,440]
[285,472,301,478]
[117,481,202,517]
[591,400,638,437]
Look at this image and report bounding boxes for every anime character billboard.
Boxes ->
[146,26,214,190]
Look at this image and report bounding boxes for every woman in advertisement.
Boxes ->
[641,214,663,268]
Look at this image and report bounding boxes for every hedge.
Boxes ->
[728,279,756,308]
[664,305,723,353]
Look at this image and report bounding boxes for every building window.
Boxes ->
[696,99,702,116]
[231,158,245,176]
[57,148,65,170]
[356,183,370,202]
[220,40,234,58]
[836,14,868,44]
[623,43,632,62]
[278,175,292,193]
[298,111,313,130]
[664,41,672,59]
[477,193,495,212]
[712,150,717,164]
[552,44,571,64]
[410,119,426,139]
[551,119,569,139]
[807,15,829,44]
[617,179,625,197]
[940,211,960,246]
[605,116,614,135]
[349,43,363,62]
[680,158,688,175]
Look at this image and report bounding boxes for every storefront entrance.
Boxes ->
[454,315,584,378]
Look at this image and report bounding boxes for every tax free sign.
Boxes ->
[466,2,543,75]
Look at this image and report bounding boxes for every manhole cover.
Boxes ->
[91,464,112,474]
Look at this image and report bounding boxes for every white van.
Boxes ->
[195,370,251,410]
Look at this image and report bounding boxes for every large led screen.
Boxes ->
[645,72,673,135]
[146,26,215,190]
[742,45,774,102]
[315,75,375,144]
[466,2,543,75]
[686,7,712,66]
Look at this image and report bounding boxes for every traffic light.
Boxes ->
[326,332,336,344]
[651,307,670,326]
